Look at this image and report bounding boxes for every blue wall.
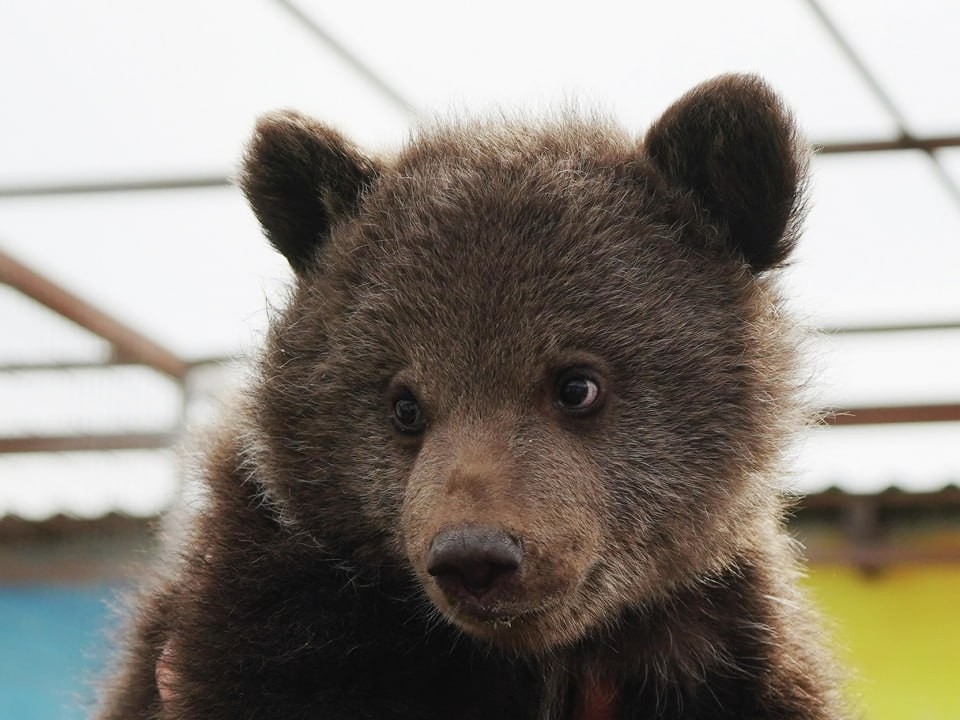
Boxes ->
[0,585,120,720]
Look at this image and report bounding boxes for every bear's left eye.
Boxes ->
[392,392,426,434]
[555,370,602,414]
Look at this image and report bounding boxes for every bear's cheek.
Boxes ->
[398,442,604,645]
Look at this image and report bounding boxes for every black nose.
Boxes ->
[426,526,522,599]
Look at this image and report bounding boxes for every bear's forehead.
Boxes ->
[353,145,669,288]
[347,177,665,340]
[312,127,754,387]
[324,212,736,392]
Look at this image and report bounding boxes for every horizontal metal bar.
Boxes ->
[0,432,177,453]
[803,544,960,567]
[821,321,960,334]
[798,487,960,510]
[0,248,190,380]
[816,134,960,155]
[0,359,154,373]
[0,135,956,199]
[825,403,960,425]
[0,403,953,455]
[0,175,230,198]
[0,356,235,374]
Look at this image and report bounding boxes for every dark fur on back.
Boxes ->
[97,75,845,719]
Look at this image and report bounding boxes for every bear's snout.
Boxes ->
[427,526,522,608]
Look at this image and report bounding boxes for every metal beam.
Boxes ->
[0,432,177,453]
[803,0,960,208]
[271,0,419,119]
[0,175,230,198]
[817,135,960,155]
[0,248,190,380]
[821,321,960,334]
[803,544,960,567]
[2,139,959,199]
[799,487,960,511]
[825,403,960,425]
[0,355,235,374]
[0,402,952,455]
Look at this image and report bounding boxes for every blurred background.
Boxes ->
[1,1,958,718]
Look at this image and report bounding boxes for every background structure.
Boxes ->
[1,1,958,718]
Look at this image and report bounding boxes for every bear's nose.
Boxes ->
[426,526,522,600]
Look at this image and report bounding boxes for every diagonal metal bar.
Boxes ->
[270,0,419,119]
[0,247,190,380]
[803,0,960,208]
[803,0,907,127]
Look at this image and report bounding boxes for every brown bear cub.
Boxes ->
[98,75,845,719]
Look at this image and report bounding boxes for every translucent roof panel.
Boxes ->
[808,330,960,409]
[819,0,960,135]
[0,189,292,361]
[0,451,176,520]
[0,287,110,366]
[793,423,960,495]
[784,152,960,327]
[939,149,960,190]
[0,367,181,438]
[1,1,958,519]
[297,0,895,141]
[0,0,410,185]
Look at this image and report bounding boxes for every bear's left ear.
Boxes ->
[644,74,807,272]
[239,111,379,275]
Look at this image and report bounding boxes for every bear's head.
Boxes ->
[240,74,806,652]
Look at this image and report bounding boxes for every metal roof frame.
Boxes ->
[1,0,958,465]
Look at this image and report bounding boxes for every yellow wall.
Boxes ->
[804,565,960,720]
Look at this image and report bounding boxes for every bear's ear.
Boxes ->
[239,111,379,274]
[643,74,807,272]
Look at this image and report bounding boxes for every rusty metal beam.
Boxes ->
[825,403,960,425]
[803,544,960,567]
[0,432,176,453]
[797,487,960,511]
[817,135,960,155]
[0,248,190,379]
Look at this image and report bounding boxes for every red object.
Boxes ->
[573,677,620,720]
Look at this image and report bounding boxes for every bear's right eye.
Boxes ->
[554,368,604,416]
[392,392,426,435]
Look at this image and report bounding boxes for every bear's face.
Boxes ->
[241,75,805,652]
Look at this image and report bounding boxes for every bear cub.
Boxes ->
[98,75,845,719]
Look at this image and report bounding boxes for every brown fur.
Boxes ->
[97,74,846,719]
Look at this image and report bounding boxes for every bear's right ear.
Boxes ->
[643,74,807,273]
[239,111,379,275]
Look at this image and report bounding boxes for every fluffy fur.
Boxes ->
[97,74,845,719]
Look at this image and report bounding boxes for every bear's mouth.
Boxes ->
[448,595,548,624]
[439,591,564,639]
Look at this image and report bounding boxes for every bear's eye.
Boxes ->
[392,392,426,434]
[555,370,602,414]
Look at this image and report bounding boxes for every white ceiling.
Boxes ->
[1,0,957,518]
